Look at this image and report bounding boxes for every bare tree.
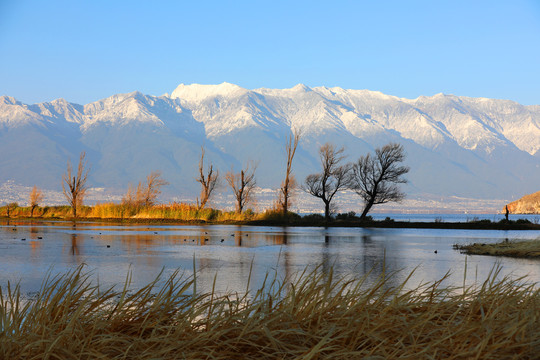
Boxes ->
[350,143,409,219]
[136,171,169,207]
[62,152,90,218]
[5,202,18,218]
[29,185,43,218]
[196,147,219,210]
[122,184,134,204]
[225,163,257,213]
[304,143,351,221]
[278,129,301,216]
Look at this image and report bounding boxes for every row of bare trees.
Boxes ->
[35,129,407,220]
[196,129,301,215]
[190,131,408,221]
[304,142,409,221]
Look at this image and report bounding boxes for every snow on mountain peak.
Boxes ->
[1,84,540,206]
[0,95,20,106]
[50,98,70,105]
[170,82,247,102]
[289,83,312,92]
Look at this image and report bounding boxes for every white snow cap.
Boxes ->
[170,82,246,102]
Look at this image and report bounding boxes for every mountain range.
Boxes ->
[1,83,539,211]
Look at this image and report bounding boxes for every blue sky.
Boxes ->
[1,0,539,105]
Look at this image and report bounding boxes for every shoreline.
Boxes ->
[2,215,540,231]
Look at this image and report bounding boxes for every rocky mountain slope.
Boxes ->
[1,83,539,210]
[506,191,540,214]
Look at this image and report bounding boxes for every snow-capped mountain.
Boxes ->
[1,83,539,210]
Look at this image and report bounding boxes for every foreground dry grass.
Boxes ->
[455,239,540,258]
[1,266,539,359]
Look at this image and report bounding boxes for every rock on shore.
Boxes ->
[506,191,540,214]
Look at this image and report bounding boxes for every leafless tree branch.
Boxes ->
[278,129,301,216]
[350,142,409,219]
[29,185,43,218]
[138,171,169,207]
[303,143,351,221]
[196,146,219,210]
[225,163,257,213]
[62,152,90,218]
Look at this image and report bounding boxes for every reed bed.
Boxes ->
[130,203,252,222]
[1,203,258,222]
[455,239,540,258]
[1,265,539,359]
[1,205,92,219]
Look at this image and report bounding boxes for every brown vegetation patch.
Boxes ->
[454,239,540,258]
[1,265,539,359]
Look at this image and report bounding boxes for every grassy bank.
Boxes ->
[454,239,540,258]
[2,203,540,230]
[1,266,539,359]
[0,202,258,222]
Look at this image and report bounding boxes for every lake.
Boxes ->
[1,220,539,295]
[370,213,540,223]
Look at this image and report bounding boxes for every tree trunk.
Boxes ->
[324,201,331,221]
[360,200,375,220]
[237,192,243,213]
[72,196,77,218]
[283,190,288,217]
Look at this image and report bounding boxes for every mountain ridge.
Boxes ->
[1,83,539,211]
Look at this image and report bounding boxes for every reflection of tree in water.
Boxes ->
[270,228,288,246]
[115,233,186,267]
[71,233,80,256]
[66,233,84,267]
[30,226,38,238]
[118,234,183,251]
[29,238,42,257]
[28,226,43,257]
[119,234,156,252]
[198,227,211,246]
[234,228,243,247]
[356,231,402,290]
[322,233,331,276]
[196,228,221,274]
[276,228,291,281]
[314,229,403,291]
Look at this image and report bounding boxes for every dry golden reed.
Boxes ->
[1,265,539,359]
[1,202,260,222]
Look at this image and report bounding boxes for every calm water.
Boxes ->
[1,220,539,295]
[370,213,540,223]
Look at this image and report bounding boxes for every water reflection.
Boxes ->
[70,233,80,256]
[0,222,539,295]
